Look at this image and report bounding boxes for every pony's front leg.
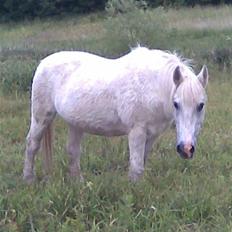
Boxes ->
[128,126,147,182]
[66,125,83,181]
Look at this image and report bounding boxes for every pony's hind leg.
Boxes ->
[23,111,55,183]
[66,125,83,180]
[23,118,45,183]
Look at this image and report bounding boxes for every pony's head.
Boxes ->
[172,65,208,159]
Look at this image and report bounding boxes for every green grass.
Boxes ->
[1,5,232,231]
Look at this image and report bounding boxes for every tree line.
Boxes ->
[0,0,231,21]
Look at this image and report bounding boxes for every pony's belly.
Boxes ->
[56,102,128,136]
[70,118,127,136]
[77,124,127,136]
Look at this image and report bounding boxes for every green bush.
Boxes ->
[0,58,37,94]
[104,5,168,50]
[105,0,147,15]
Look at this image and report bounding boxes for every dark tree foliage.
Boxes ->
[0,0,107,21]
[0,0,231,21]
[147,0,231,7]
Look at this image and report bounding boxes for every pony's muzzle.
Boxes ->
[177,142,195,159]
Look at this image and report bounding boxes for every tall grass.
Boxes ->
[1,5,232,231]
[1,76,232,231]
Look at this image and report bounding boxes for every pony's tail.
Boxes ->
[42,123,53,175]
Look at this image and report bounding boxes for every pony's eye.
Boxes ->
[197,103,204,112]
[173,101,179,110]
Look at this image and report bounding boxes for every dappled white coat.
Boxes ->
[33,47,181,136]
[24,47,208,183]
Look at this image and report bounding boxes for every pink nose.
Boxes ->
[177,142,195,159]
[183,144,194,158]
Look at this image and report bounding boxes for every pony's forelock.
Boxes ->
[178,76,206,106]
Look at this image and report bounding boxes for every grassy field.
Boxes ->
[1,5,232,231]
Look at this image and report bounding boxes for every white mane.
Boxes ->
[126,46,194,77]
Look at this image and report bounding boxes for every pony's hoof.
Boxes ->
[128,171,143,182]
[41,175,51,184]
[69,171,84,182]
[23,174,36,184]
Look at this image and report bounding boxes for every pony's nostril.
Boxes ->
[190,145,195,154]
[176,144,182,153]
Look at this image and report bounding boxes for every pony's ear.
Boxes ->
[198,65,208,88]
[173,66,183,87]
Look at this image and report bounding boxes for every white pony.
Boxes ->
[23,47,208,183]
